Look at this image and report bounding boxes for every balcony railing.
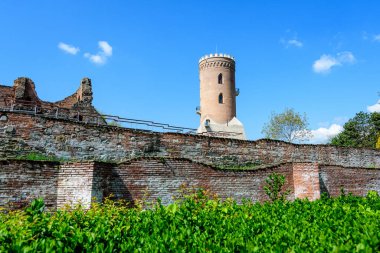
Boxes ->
[196,106,201,115]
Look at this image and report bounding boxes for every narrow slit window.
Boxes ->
[218,73,223,84]
[218,93,223,104]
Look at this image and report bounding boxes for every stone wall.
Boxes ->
[1,111,379,169]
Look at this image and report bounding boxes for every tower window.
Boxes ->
[218,73,223,84]
[218,93,223,104]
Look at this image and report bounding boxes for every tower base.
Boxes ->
[197,117,246,140]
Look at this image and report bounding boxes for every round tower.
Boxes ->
[196,53,246,139]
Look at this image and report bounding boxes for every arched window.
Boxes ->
[218,93,223,104]
[218,73,223,84]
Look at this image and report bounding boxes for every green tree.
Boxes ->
[262,108,311,143]
[330,111,380,148]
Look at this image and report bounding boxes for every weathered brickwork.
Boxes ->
[1,112,379,169]
[1,159,379,209]
[293,163,320,200]
[57,162,100,209]
[0,77,101,123]
[106,158,294,205]
[0,160,59,208]
[319,165,380,197]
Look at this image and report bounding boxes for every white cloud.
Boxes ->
[84,41,113,65]
[312,55,340,74]
[287,39,303,48]
[337,51,355,63]
[374,34,380,42]
[99,41,112,56]
[309,124,343,144]
[280,38,303,48]
[84,53,103,64]
[312,51,355,74]
[58,42,80,55]
[367,100,380,112]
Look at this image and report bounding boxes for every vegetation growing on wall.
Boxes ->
[263,172,291,202]
[15,152,63,162]
[1,190,379,252]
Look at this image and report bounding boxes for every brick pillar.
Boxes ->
[57,162,97,209]
[292,163,320,200]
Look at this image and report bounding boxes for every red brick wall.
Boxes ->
[319,165,380,197]
[0,85,14,107]
[1,159,380,209]
[105,158,295,205]
[0,160,59,209]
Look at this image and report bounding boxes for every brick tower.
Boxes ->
[196,53,246,139]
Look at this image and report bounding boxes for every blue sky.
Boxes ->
[1,1,380,142]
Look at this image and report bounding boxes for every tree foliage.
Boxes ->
[262,108,311,143]
[330,111,380,148]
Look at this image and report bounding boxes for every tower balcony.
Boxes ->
[196,106,201,115]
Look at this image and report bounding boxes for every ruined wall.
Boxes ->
[0,77,101,123]
[0,85,14,107]
[1,111,379,169]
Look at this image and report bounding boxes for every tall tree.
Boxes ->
[262,108,311,143]
[330,111,380,148]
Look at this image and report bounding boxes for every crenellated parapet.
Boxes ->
[198,53,235,71]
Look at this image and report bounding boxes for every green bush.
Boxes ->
[1,191,380,252]
[264,172,291,202]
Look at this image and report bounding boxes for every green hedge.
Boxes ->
[1,190,380,252]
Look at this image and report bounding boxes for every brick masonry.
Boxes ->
[1,78,379,209]
[1,112,380,169]
[1,158,379,209]
[319,165,380,197]
[0,160,59,209]
[293,163,320,200]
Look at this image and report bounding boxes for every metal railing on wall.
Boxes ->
[0,101,242,137]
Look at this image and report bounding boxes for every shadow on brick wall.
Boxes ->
[318,173,330,198]
[92,163,134,206]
